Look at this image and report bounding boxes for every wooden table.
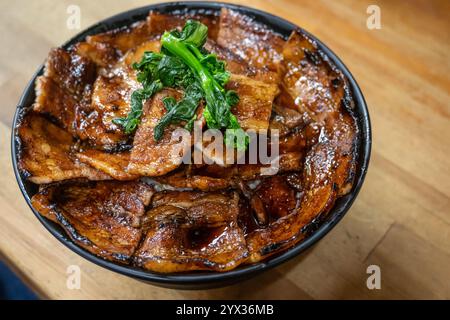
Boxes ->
[0,0,448,300]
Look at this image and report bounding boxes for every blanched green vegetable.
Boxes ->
[113,20,247,149]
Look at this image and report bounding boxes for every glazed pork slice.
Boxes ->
[205,39,280,84]
[35,22,161,149]
[156,167,232,192]
[33,48,96,136]
[279,30,347,122]
[280,29,358,195]
[238,174,301,227]
[32,180,154,259]
[133,191,248,272]
[147,11,220,40]
[155,164,236,192]
[71,13,156,68]
[73,39,161,177]
[86,18,152,62]
[76,39,161,149]
[127,89,193,177]
[217,8,285,84]
[269,104,308,137]
[244,30,360,262]
[31,181,154,262]
[227,74,279,131]
[33,47,126,149]
[33,76,79,135]
[17,113,110,184]
[72,41,118,69]
[43,47,96,97]
[76,149,138,181]
[245,142,338,262]
[204,40,249,76]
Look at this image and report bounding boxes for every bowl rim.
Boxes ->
[11,1,372,286]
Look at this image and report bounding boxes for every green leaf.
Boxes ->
[112,80,162,134]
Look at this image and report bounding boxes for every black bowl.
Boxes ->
[11,1,371,289]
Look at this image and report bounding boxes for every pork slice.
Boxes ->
[86,19,153,58]
[280,29,358,195]
[76,39,161,149]
[44,47,96,97]
[33,76,78,135]
[156,168,231,192]
[227,74,279,131]
[148,11,220,40]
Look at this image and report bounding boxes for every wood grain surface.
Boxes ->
[0,0,449,299]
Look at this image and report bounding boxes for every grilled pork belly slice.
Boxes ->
[31,181,154,262]
[245,30,359,262]
[76,149,138,181]
[76,39,161,149]
[32,47,125,149]
[204,40,249,75]
[127,89,193,177]
[237,174,301,227]
[33,76,78,135]
[246,142,337,262]
[156,167,232,192]
[43,47,96,97]
[217,8,285,84]
[134,191,248,272]
[86,19,153,64]
[17,113,110,184]
[72,41,118,68]
[205,40,278,83]
[252,175,299,221]
[236,152,303,181]
[280,30,347,122]
[33,48,96,136]
[227,74,279,131]
[269,105,308,137]
[280,29,358,196]
[147,11,220,41]
[37,28,161,149]
[72,14,155,68]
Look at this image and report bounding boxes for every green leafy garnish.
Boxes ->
[154,82,203,140]
[113,19,247,149]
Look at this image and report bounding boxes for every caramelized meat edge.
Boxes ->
[17,113,110,184]
[31,181,154,262]
[134,191,248,272]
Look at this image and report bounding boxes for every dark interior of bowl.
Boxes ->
[11,1,371,289]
